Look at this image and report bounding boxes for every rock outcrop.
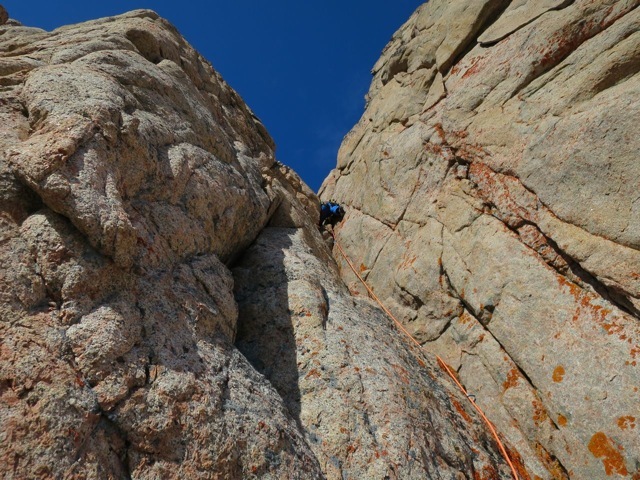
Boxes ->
[322,0,640,478]
[1,7,522,480]
[0,5,8,26]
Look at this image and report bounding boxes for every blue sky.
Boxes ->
[2,1,423,191]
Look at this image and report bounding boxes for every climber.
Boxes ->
[319,200,345,227]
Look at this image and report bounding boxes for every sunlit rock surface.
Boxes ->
[1,7,518,479]
[322,0,640,478]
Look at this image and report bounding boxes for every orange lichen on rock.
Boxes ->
[461,58,484,80]
[473,464,498,480]
[552,366,565,383]
[534,442,569,480]
[503,367,520,390]
[390,363,410,385]
[399,252,417,269]
[557,415,568,427]
[617,416,636,431]
[504,444,533,480]
[602,321,623,336]
[588,432,628,476]
[450,396,473,424]
[556,275,581,300]
[557,279,637,359]
[459,311,474,326]
[532,399,548,426]
[305,368,321,379]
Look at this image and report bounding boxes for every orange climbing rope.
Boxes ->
[329,229,520,480]
[436,357,520,480]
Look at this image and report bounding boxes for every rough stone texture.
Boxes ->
[0,10,323,480]
[1,9,517,480]
[322,0,640,478]
[478,0,573,45]
[233,226,517,479]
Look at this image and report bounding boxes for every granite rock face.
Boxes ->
[322,0,640,478]
[0,9,320,480]
[1,8,518,480]
[233,225,518,479]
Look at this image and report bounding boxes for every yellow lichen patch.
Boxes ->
[588,432,628,476]
[552,366,565,383]
[617,416,636,431]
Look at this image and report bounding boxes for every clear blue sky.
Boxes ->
[2,1,423,191]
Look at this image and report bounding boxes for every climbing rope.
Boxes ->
[436,357,520,480]
[329,228,520,480]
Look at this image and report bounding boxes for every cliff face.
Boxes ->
[1,8,518,480]
[322,0,640,478]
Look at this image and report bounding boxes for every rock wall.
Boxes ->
[322,0,640,478]
[1,8,520,480]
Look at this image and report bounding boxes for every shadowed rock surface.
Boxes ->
[322,0,640,478]
[1,6,519,480]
